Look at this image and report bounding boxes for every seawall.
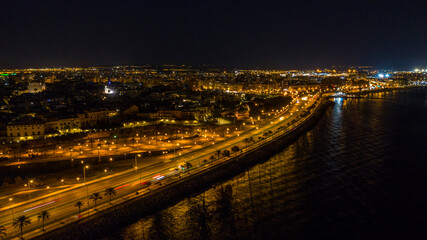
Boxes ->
[35,99,330,240]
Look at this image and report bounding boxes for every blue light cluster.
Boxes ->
[378,73,390,78]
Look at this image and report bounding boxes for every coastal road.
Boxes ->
[0,94,320,240]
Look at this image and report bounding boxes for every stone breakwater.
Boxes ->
[34,100,329,240]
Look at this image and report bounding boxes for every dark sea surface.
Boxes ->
[103,88,427,240]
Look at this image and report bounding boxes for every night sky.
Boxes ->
[1,0,426,69]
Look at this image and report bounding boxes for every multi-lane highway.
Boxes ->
[0,94,320,240]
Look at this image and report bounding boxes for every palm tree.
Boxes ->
[222,150,230,157]
[0,225,6,240]
[89,193,103,210]
[13,215,31,238]
[244,138,249,147]
[37,210,50,231]
[185,162,193,170]
[104,187,117,204]
[231,145,239,153]
[74,201,84,216]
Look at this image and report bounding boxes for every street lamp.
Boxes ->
[83,165,89,185]
[134,154,140,172]
[77,177,80,184]
[26,179,34,200]
[173,143,180,160]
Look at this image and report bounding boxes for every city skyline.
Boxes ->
[0,1,426,239]
[1,64,427,72]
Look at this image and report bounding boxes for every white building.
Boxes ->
[7,121,46,139]
[28,82,46,93]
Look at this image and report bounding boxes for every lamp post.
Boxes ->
[26,179,34,200]
[103,169,108,186]
[134,154,140,172]
[9,198,15,236]
[83,165,89,185]
[174,143,179,161]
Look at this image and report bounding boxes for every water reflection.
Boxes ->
[104,88,427,240]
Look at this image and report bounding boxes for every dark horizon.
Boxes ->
[1,0,426,70]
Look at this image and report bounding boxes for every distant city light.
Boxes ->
[104,85,114,94]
